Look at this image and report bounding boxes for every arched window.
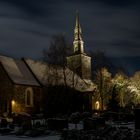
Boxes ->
[25,87,33,107]
[95,101,100,110]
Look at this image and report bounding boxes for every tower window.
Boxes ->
[25,87,33,107]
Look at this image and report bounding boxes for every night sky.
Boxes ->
[0,0,140,75]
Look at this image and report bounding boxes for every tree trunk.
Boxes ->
[101,97,104,111]
[100,70,103,111]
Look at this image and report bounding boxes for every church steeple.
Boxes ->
[67,12,91,80]
[73,11,84,54]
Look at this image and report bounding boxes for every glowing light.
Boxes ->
[95,101,100,110]
[12,100,15,106]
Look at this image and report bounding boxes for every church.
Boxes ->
[0,13,96,116]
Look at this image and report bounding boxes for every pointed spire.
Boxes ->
[75,10,80,29]
[73,10,84,54]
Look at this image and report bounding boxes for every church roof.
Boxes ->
[0,55,40,86]
[24,58,96,92]
[0,54,95,91]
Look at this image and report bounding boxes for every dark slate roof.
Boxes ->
[0,55,40,86]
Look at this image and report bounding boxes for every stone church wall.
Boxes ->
[0,64,42,115]
[0,64,14,114]
[13,85,42,114]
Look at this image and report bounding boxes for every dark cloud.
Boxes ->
[0,0,57,18]
[57,0,140,7]
[97,0,140,6]
[0,0,140,74]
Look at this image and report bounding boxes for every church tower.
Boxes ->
[67,12,91,80]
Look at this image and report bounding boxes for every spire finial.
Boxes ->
[76,9,79,19]
[73,10,84,54]
[76,9,80,27]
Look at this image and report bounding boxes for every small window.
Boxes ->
[25,87,33,107]
[95,101,100,110]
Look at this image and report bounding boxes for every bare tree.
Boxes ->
[129,71,140,106]
[43,34,72,86]
[89,50,128,79]
[112,73,130,108]
[95,68,112,111]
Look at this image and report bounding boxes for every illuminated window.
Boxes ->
[95,101,100,110]
[25,87,33,107]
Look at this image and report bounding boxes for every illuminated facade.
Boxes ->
[0,55,42,115]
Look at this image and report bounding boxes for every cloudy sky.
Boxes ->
[0,0,140,74]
